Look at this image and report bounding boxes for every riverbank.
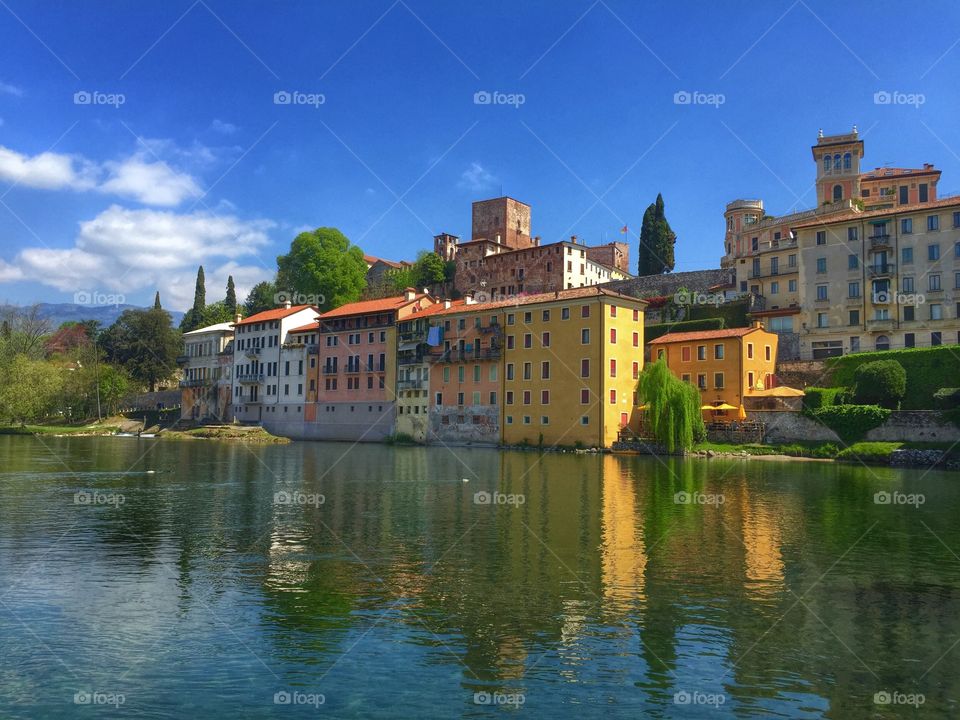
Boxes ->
[159,425,291,444]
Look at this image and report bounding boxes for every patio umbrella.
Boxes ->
[737,404,747,420]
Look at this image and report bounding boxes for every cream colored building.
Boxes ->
[179,322,234,422]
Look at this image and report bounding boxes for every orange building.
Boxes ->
[648,325,778,412]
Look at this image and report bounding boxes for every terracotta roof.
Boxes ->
[860,166,940,180]
[408,299,468,317]
[649,327,763,344]
[793,195,960,229]
[426,286,647,317]
[288,322,320,334]
[234,305,316,326]
[318,293,432,319]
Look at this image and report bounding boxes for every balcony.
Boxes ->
[813,295,830,304]
[867,263,896,278]
[398,329,427,344]
[306,344,319,355]
[478,324,502,335]
[867,317,895,331]
[176,354,190,365]
[869,234,892,251]
[322,367,338,375]
[398,354,425,366]
[179,377,210,388]
[245,347,261,358]
[397,379,423,390]
[237,372,264,384]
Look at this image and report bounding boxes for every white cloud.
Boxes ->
[210,119,238,134]
[458,162,497,192]
[0,144,203,206]
[7,205,275,310]
[0,81,23,97]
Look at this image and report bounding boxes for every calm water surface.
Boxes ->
[0,436,958,718]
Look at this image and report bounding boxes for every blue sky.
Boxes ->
[1,0,959,311]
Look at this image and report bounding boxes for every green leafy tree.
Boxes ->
[98,365,131,415]
[244,280,277,316]
[101,308,181,392]
[199,301,234,326]
[637,358,704,452]
[637,193,676,276]
[413,251,446,288]
[276,228,366,311]
[384,267,417,295]
[853,359,907,409]
[0,355,63,425]
[225,275,237,313]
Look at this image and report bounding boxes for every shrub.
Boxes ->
[811,405,891,443]
[836,442,903,464]
[384,432,416,445]
[827,346,960,410]
[933,388,960,410]
[803,387,845,412]
[852,360,906,409]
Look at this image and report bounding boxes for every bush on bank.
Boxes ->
[827,347,960,410]
[810,404,891,443]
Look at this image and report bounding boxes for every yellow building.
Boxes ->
[648,325,778,410]
[500,287,646,448]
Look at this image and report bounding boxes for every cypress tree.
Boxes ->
[193,266,206,311]
[637,193,677,275]
[154,291,162,310]
[225,275,237,313]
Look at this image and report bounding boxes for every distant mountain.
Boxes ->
[2,303,184,329]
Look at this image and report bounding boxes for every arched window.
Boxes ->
[823,155,831,173]
[876,335,890,351]
[833,184,843,201]
[843,152,852,170]
[834,154,842,170]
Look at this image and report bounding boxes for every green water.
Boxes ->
[0,436,957,718]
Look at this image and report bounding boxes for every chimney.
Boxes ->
[283,299,292,309]
[753,320,763,329]
[534,235,540,247]
[570,235,577,244]
[233,313,242,325]
[444,300,452,309]
[464,292,476,305]
[404,287,417,301]
[924,163,934,170]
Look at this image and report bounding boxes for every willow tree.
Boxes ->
[638,358,704,452]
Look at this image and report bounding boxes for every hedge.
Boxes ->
[646,317,724,344]
[803,387,845,412]
[826,346,960,410]
[811,404,891,443]
[933,388,960,410]
[852,360,906,409]
[688,297,749,328]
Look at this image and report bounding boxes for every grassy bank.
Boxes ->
[0,422,121,436]
[161,425,290,444]
[692,440,958,464]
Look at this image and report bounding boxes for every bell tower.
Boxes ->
[812,126,864,206]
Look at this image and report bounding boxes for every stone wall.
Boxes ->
[604,268,734,299]
[263,402,396,442]
[757,409,960,444]
[775,359,830,389]
[428,405,500,445]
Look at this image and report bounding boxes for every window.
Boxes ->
[848,254,858,270]
[848,281,860,298]
[507,335,515,350]
[541,416,550,425]
[849,309,860,325]
[929,274,941,291]
[697,374,707,390]
[542,310,550,322]
[788,254,797,268]
[506,363,514,380]
[848,227,858,242]
[523,312,532,324]
[681,346,691,362]
[472,391,480,406]
[542,332,550,347]
[610,328,617,344]
[714,344,724,360]
[490,391,497,405]
[844,152,851,169]
[473,365,481,382]
[816,231,826,245]
[697,345,706,361]
[609,390,616,404]
[747,343,754,359]
[816,257,827,273]
[714,372,724,389]
[581,328,590,344]
[580,416,589,426]
[929,244,941,261]
[747,371,755,388]
[458,366,465,382]
[523,362,531,380]
[919,184,929,203]
[561,307,570,320]
[507,313,515,325]
[770,282,779,294]
[899,186,909,205]
[435,392,442,405]
[817,313,828,328]
[902,276,914,292]
[905,333,915,348]
[930,303,943,321]
[632,361,639,379]
[632,332,639,347]
[932,332,942,346]
[506,391,514,405]
[580,389,590,404]
[954,212,960,228]
[788,279,797,292]
[681,373,691,383]
[523,416,531,425]
[817,285,828,301]
[541,390,550,404]
[610,305,617,317]
[765,345,771,361]
[443,366,450,382]
[955,272,960,289]
[523,333,532,349]
[523,390,531,405]
[541,361,550,379]
[928,216,940,232]
[580,359,589,377]
[581,305,590,318]
[902,247,913,264]
[902,218,913,234]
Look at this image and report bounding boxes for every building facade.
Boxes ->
[649,326,778,409]
[178,322,234,422]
